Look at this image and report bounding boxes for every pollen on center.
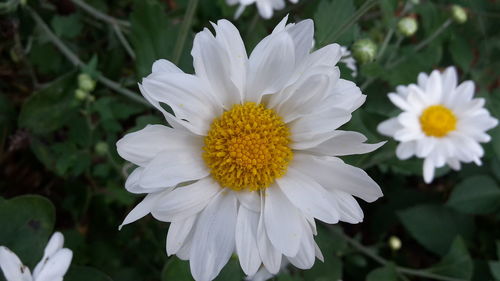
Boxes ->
[419,104,457,137]
[203,102,293,191]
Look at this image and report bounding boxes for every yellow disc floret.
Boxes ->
[419,105,457,137]
[203,102,293,191]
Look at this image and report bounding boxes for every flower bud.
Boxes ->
[397,17,418,37]
[78,73,96,92]
[451,5,467,24]
[388,236,402,251]
[95,142,109,156]
[352,39,377,64]
[74,89,88,101]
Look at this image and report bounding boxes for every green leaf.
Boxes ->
[446,175,500,214]
[18,73,77,135]
[214,257,244,281]
[489,261,500,280]
[65,266,114,281]
[161,257,192,281]
[398,204,475,256]
[130,0,178,78]
[0,195,55,267]
[427,237,473,280]
[449,35,473,71]
[366,263,398,281]
[51,14,83,39]
[314,0,357,46]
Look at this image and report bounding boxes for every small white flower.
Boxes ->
[117,16,383,281]
[0,232,73,281]
[378,67,498,183]
[229,0,297,19]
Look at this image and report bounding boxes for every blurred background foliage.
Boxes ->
[1,0,500,280]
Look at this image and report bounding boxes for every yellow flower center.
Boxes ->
[203,102,293,191]
[419,105,457,137]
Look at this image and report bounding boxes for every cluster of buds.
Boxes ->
[74,73,97,102]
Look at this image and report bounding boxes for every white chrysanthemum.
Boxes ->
[0,232,73,281]
[117,16,383,281]
[229,0,297,19]
[377,67,498,183]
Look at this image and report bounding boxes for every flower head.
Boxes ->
[377,67,498,183]
[0,232,73,281]
[117,16,383,281]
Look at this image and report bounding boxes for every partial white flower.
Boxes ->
[0,232,73,281]
[339,46,357,77]
[229,0,297,19]
[377,66,498,183]
[117,16,384,281]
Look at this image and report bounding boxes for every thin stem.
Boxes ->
[376,28,394,60]
[27,7,150,107]
[112,23,136,59]
[173,0,199,64]
[331,228,467,281]
[71,0,130,28]
[319,0,378,46]
[387,19,452,68]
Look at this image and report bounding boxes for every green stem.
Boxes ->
[319,0,378,46]
[112,23,136,59]
[71,0,130,28]
[27,7,150,107]
[332,228,467,281]
[173,0,199,64]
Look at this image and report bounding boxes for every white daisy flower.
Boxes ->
[229,0,297,19]
[377,66,498,183]
[117,16,384,281]
[0,232,73,281]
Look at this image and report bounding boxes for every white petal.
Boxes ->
[425,70,443,103]
[33,249,72,281]
[395,142,415,160]
[125,167,165,194]
[0,247,32,281]
[236,206,261,276]
[287,220,315,269]
[423,157,435,183]
[141,72,221,135]
[256,195,281,274]
[166,216,196,256]
[293,153,383,203]
[192,28,241,108]
[33,232,64,277]
[290,109,351,145]
[286,19,314,65]
[190,192,237,281]
[212,20,248,97]
[140,150,209,189]
[236,191,261,212]
[277,167,339,224]
[152,59,183,74]
[388,93,412,112]
[441,67,457,96]
[454,81,475,102]
[152,177,221,222]
[116,124,202,166]
[264,185,303,257]
[246,32,295,103]
[377,118,402,137]
[330,190,364,223]
[256,0,274,19]
[302,130,385,156]
[119,190,170,229]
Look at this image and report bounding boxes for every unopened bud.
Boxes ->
[352,39,377,64]
[78,73,96,92]
[398,17,418,37]
[388,236,402,251]
[451,5,467,24]
[74,89,88,101]
[95,142,109,156]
